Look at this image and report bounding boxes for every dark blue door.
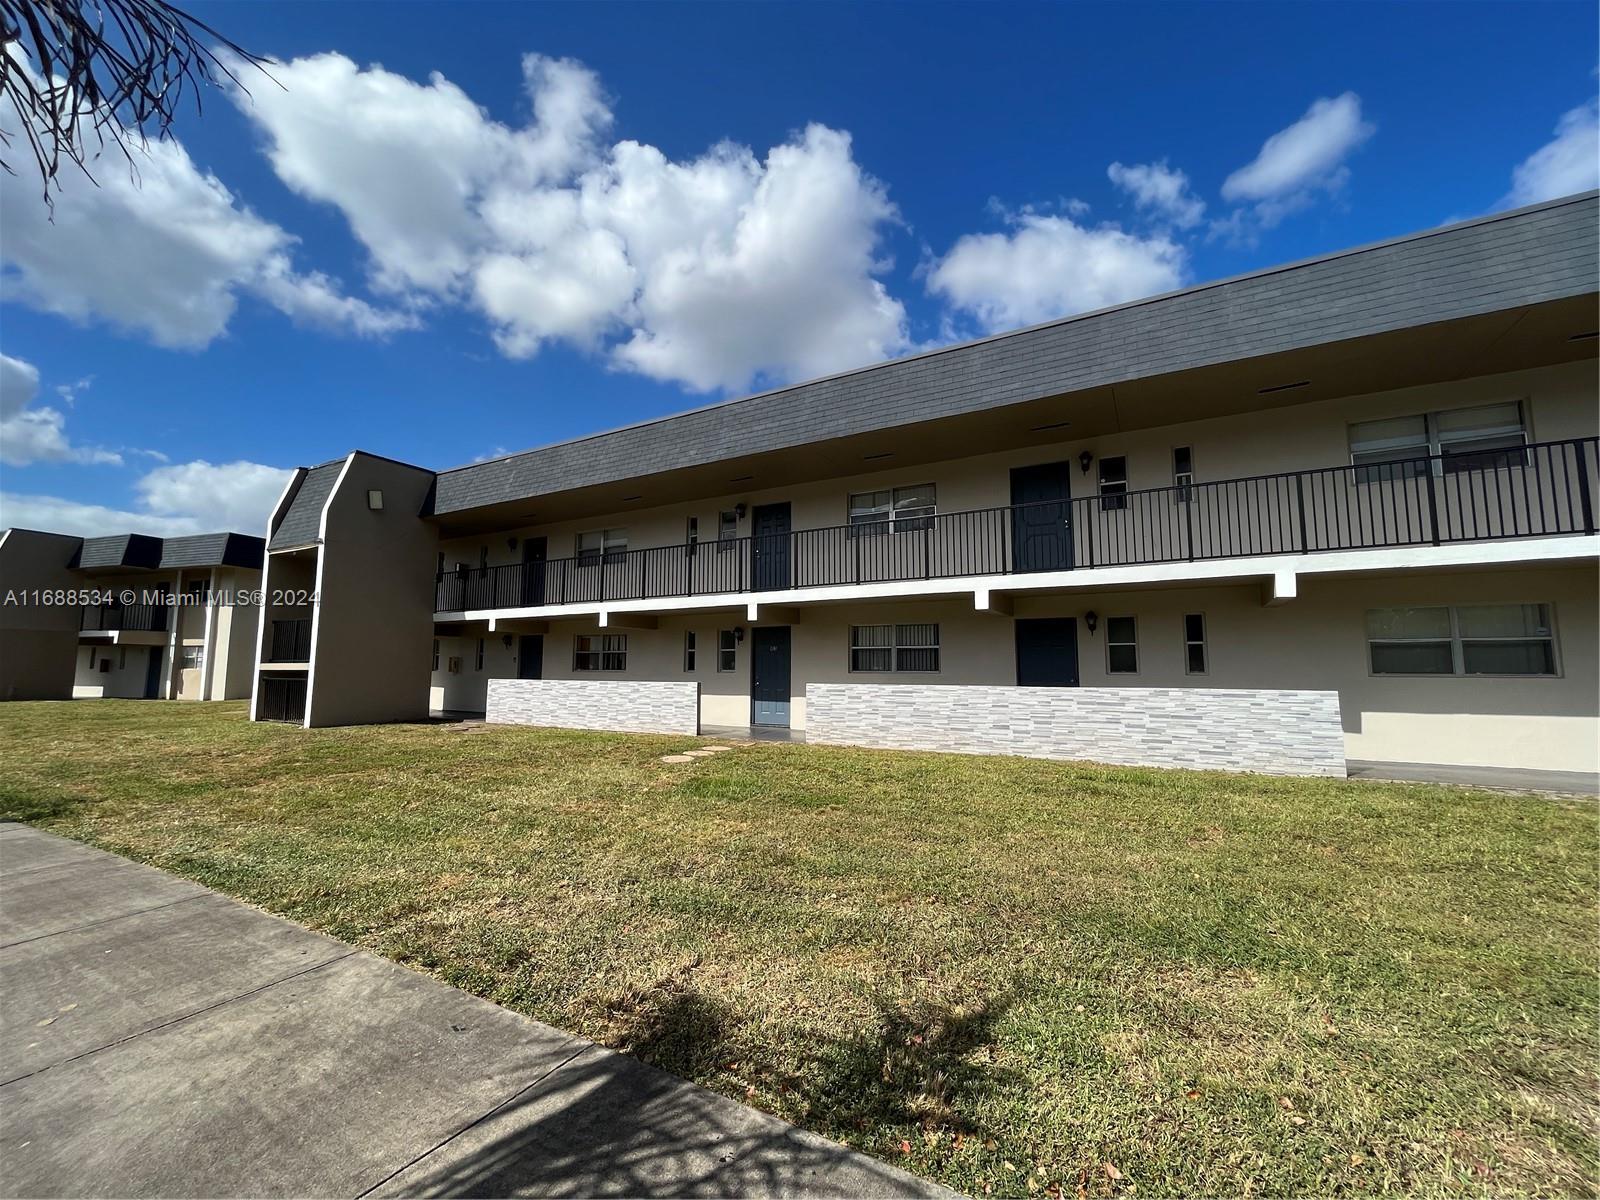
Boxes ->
[143,647,163,699]
[1015,618,1079,687]
[751,626,791,726]
[518,635,544,679]
[1010,462,1074,572]
[520,537,547,606]
[752,503,792,591]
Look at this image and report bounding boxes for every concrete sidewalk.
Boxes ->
[0,824,950,1199]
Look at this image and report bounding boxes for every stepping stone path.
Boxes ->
[659,744,739,764]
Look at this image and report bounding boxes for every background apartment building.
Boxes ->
[0,530,264,703]
[234,193,1597,780]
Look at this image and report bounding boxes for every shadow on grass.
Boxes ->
[811,994,1017,1138]
[0,788,97,826]
[603,968,733,1080]
[380,986,1003,1197]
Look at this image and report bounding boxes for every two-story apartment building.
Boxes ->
[252,193,1599,779]
[0,529,265,703]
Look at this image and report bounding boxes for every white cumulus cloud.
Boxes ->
[235,52,908,392]
[1215,92,1374,241]
[924,207,1186,334]
[0,60,418,349]
[0,352,121,467]
[1,458,293,538]
[1504,97,1599,208]
[1222,92,1374,203]
[1107,160,1205,228]
[135,460,296,534]
[0,493,200,537]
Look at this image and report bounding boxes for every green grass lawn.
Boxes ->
[2,700,1595,1197]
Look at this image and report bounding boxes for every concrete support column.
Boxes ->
[199,568,220,700]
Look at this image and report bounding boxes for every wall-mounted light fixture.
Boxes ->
[734,503,747,519]
[506,536,518,551]
[1084,610,1098,635]
[734,626,746,643]
[1077,451,1094,475]
[502,634,514,648]
[366,489,384,510]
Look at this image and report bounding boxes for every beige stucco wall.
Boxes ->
[304,454,440,727]
[435,362,1597,583]
[0,529,83,700]
[206,566,261,701]
[432,563,1597,773]
[74,643,160,699]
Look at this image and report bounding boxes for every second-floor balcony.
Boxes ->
[81,602,169,633]
[435,436,1599,613]
[264,618,313,663]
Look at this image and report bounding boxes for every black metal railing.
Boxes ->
[266,618,312,662]
[80,602,169,632]
[434,436,1598,611]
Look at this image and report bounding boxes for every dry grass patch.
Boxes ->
[1,699,1594,1197]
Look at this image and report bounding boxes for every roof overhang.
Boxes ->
[433,292,1597,536]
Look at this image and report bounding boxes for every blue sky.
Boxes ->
[1,0,1596,536]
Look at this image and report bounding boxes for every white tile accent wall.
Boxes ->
[806,684,1347,777]
[486,679,700,735]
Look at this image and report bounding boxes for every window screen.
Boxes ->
[1106,615,1137,673]
[850,623,940,672]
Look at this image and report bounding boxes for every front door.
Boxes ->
[1010,462,1074,572]
[520,537,548,606]
[143,647,163,699]
[1015,617,1079,687]
[517,634,544,680]
[751,502,792,592]
[750,626,792,727]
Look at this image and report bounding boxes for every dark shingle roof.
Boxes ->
[429,191,1599,517]
[76,534,163,570]
[68,532,263,571]
[158,533,265,570]
[268,460,344,551]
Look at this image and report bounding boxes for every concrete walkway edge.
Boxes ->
[0,823,954,1199]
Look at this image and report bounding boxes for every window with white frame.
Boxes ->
[848,484,937,535]
[1098,456,1128,511]
[685,516,699,556]
[574,633,628,671]
[1366,604,1556,676]
[1183,613,1207,675]
[575,528,628,565]
[1349,401,1528,479]
[683,630,697,671]
[1105,616,1137,673]
[1172,446,1194,503]
[717,629,737,671]
[180,645,204,672]
[849,623,941,672]
[717,510,739,551]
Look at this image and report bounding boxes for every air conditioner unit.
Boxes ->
[447,656,463,674]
